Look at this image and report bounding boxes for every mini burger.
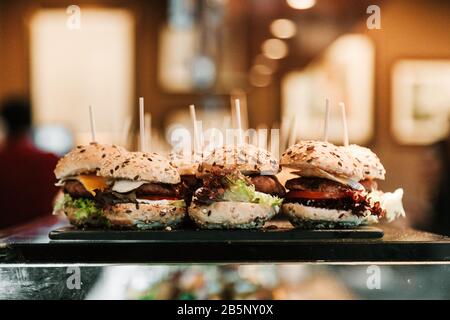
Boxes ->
[54,145,186,229]
[280,140,403,229]
[188,144,285,229]
[53,142,126,227]
[97,151,186,229]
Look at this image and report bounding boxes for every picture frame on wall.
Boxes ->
[391,59,450,145]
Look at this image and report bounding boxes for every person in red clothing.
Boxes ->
[0,97,59,230]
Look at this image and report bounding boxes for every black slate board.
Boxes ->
[48,221,384,241]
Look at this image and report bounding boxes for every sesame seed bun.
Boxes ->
[199,144,280,176]
[280,141,364,181]
[188,201,279,229]
[99,151,181,184]
[54,142,126,180]
[104,202,186,229]
[63,201,185,229]
[282,203,375,229]
[345,144,386,180]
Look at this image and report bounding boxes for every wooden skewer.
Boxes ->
[88,105,96,142]
[235,99,243,145]
[189,104,201,154]
[145,112,151,152]
[324,98,330,142]
[139,97,145,151]
[339,102,349,147]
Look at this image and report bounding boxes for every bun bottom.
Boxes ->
[282,203,368,229]
[104,203,186,229]
[189,201,279,229]
[64,202,186,229]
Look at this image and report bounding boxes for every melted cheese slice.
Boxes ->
[77,175,109,196]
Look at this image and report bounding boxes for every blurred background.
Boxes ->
[0,0,449,233]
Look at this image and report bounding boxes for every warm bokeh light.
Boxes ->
[252,64,273,75]
[254,54,279,72]
[249,68,272,87]
[270,19,297,39]
[286,0,316,10]
[262,38,289,59]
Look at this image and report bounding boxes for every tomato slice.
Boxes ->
[286,190,347,200]
[138,195,179,201]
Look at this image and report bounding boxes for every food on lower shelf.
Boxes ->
[188,144,285,229]
[280,140,405,229]
[135,266,276,300]
[54,144,186,229]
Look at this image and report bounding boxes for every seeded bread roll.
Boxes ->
[344,144,386,180]
[199,144,280,176]
[54,143,126,180]
[282,203,375,229]
[280,140,364,181]
[99,151,181,184]
[188,201,279,229]
[104,202,185,229]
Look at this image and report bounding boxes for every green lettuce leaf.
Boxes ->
[56,194,105,224]
[223,177,283,208]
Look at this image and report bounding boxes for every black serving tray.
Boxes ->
[4,217,450,263]
[48,220,384,241]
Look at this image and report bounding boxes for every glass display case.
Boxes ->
[1,216,449,300]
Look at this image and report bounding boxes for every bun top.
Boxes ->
[54,143,125,179]
[280,140,364,181]
[169,150,202,176]
[345,144,385,180]
[199,144,280,176]
[99,151,180,184]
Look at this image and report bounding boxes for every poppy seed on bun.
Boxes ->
[99,151,181,184]
[280,140,364,181]
[199,143,280,176]
[54,142,126,180]
[345,144,386,180]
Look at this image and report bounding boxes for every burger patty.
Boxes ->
[286,177,377,192]
[64,180,93,198]
[135,183,178,197]
[285,177,349,193]
[64,180,180,198]
[249,175,286,197]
